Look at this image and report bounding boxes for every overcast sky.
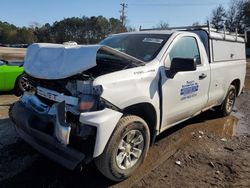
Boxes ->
[0,0,231,29]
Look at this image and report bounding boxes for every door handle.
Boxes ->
[199,73,207,80]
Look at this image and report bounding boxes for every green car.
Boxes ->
[0,59,27,95]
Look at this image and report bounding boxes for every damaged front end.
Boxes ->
[9,43,141,169]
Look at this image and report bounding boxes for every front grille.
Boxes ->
[28,75,72,106]
[28,76,71,95]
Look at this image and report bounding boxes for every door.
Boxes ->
[160,35,210,130]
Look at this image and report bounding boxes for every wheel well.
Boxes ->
[231,79,241,96]
[123,103,157,144]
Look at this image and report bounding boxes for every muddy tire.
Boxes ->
[214,85,236,117]
[95,115,150,182]
[14,74,28,96]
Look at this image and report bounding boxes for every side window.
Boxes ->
[169,37,201,64]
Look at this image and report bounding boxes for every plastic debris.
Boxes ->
[221,138,227,142]
[175,161,181,166]
[209,162,215,168]
[198,130,204,135]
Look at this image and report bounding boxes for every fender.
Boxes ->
[79,108,123,157]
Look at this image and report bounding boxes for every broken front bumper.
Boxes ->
[11,101,86,170]
[10,98,123,170]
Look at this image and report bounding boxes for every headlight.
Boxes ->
[78,95,97,112]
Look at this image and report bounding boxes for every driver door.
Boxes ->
[160,35,210,131]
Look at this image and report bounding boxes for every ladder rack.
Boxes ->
[139,21,247,43]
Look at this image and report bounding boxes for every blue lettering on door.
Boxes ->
[180,81,199,100]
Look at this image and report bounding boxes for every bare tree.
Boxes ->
[156,21,169,29]
[29,22,41,30]
[243,0,250,28]
[127,26,136,32]
[210,4,227,30]
[226,0,246,33]
[192,22,200,26]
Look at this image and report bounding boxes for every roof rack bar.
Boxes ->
[238,27,247,38]
[139,25,142,31]
[139,23,246,43]
[236,28,238,41]
[139,24,208,31]
[207,20,211,35]
[224,24,226,40]
[245,30,248,43]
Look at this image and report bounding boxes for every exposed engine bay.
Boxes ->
[10,41,148,171]
[24,48,138,117]
[17,47,137,161]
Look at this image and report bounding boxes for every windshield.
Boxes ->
[100,33,170,62]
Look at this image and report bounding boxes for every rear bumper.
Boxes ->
[11,101,85,170]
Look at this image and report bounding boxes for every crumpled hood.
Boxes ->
[24,43,144,79]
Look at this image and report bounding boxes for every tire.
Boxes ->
[214,85,236,117]
[14,73,29,96]
[95,115,150,181]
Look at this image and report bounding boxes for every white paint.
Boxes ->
[212,40,246,62]
[160,33,210,129]
[24,43,101,79]
[79,108,123,157]
[17,29,246,159]
[24,43,144,80]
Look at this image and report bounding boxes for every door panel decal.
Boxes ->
[180,81,199,100]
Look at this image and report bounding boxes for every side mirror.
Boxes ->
[168,57,197,78]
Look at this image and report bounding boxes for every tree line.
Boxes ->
[0,16,126,45]
[210,0,250,33]
[0,0,249,45]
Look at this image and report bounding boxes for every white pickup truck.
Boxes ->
[10,25,246,181]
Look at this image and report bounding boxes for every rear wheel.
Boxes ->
[214,85,236,117]
[95,115,150,181]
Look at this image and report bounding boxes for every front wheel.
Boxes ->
[95,115,150,181]
[214,85,236,117]
[14,73,30,96]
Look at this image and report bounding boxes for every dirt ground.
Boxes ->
[0,47,26,60]
[0,61,249,188]
[135,95,250,188]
